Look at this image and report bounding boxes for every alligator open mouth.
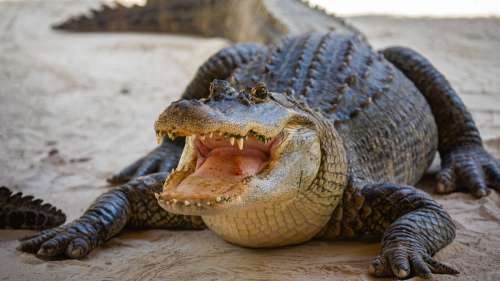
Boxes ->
[156,128,283,213]
[152,80,317,215]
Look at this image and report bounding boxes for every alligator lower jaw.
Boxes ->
[157,129,282,214]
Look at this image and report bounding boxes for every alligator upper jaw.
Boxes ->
[156,128,283,214]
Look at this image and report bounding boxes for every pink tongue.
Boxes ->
[172,148,268,199]
[194,148,266,179]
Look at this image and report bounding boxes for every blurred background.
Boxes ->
[3,0,500,16]
[310,0,500,17]
[113,0,500,17]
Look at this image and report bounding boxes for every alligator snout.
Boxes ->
[155,80,293,142]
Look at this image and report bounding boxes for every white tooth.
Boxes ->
[184,200,190,206]
[156,133,164,144]
[154,193,160,200]
[209,132,214,138]
[196,202,202,207]
[216,196,222,203]
[237,138,244,150]
[229,137,235,146]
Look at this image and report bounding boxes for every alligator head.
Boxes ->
[155,80,347,247]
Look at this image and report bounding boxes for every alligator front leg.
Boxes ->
[108,43,267,184]
[364,183,457,279]
[323,182,458,279]
[383,47,500,197]
[18,173,204,259]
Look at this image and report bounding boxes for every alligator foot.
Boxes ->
[369,243,459,279]
[107,139,184,185]
[18,174,135,259]
[436,145,500,198]
[18,173,203,259]
[346,183,459,279]
[17,226,93,259]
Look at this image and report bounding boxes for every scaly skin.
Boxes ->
[0,186,66,230]
[17,1,500,280]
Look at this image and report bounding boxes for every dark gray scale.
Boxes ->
[233,32,387,123]
[336,66,434,184]
[320,35,380,121]
[262,33,313,93]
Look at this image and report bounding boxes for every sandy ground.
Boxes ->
[0,1,499,280]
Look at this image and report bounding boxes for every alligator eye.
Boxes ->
[250,82,269,101]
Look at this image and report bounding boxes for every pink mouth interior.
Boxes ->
[167,135,276,200]
[194,137,271,178]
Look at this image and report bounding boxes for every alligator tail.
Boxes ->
[52,1,216,34]
[0,186,66,230]
[52,0,363,44]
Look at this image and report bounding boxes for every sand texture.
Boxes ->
[1,1,499,280]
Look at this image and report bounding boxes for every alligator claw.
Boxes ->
[18,221,96,260]
[17,228,60,253]
[436,145,500,198]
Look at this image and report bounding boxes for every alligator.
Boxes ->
[0,186,66,230]
[17,0,500,279]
